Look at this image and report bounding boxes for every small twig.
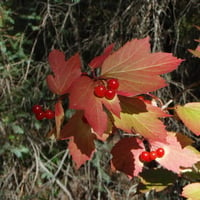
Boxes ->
[40,93,68,104]
[161,80,200,110]
[38,158,74,200]
[173,80,200,102]
[53,149,69,179]
[161,99,173,110]
[28,137,40,193]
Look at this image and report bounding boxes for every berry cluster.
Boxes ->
[139,148,165,163]
[32,105,55,120]
[94,78,119,100]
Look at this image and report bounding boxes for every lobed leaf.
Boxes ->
[188,47,200,58]
[111,137,144,177]
[112,96,168,143]
[46,49,81,95]
[101,37,183,96]
[60,111,96,168]
[69,76,120,136]
[151,132,200,174]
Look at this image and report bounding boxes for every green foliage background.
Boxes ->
[0,0,200,199]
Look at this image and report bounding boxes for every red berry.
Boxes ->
[94,85,106,98]
[150,151,157,161]
[32,105,43,114]
[105,89,116,100]
[44,109,55,119]
[139,151,151,162]
[156,148,165,158]
[107,79,119,90]
[35,111,45,120]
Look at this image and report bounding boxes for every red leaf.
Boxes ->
[113,96,168,143]
[89,44,114,69]
[67,138,95,169]
[101,96,121,117]
[101,37,183,96]
[60,111,96,168]
[54,100,64,139]
[46,50,81,95]
[68,76,120,136]
[111,137,144,177]
[151,132,200,174]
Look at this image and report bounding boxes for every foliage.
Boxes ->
[45,36,200,194]
[1,0,200,199]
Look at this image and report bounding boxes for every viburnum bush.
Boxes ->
[33,35,200,194]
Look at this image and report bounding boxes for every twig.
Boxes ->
[173,80,200,102]
[28,137,40,193]
[161,80,200,110]
[38,158,74,200]
[53,149,69,179]
[161,99,173,110]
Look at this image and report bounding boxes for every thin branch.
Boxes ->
[38,158,74,200]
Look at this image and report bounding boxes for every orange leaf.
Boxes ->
[46,50,81,95]
[101,37,183,96]
[54,100,64,139]
[195,25,200,30]
[188,47,200,58]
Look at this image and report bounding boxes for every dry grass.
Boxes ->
[0,0,200,199]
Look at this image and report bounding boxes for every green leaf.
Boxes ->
[10,145,29,158]
[182,182,200,200]
[139,168,177,193]
[175,103,200,136]
[11,124,24,134]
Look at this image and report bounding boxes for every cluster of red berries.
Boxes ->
[139,148,165,163]
[32,105,55,120]
[94,78,119,100]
